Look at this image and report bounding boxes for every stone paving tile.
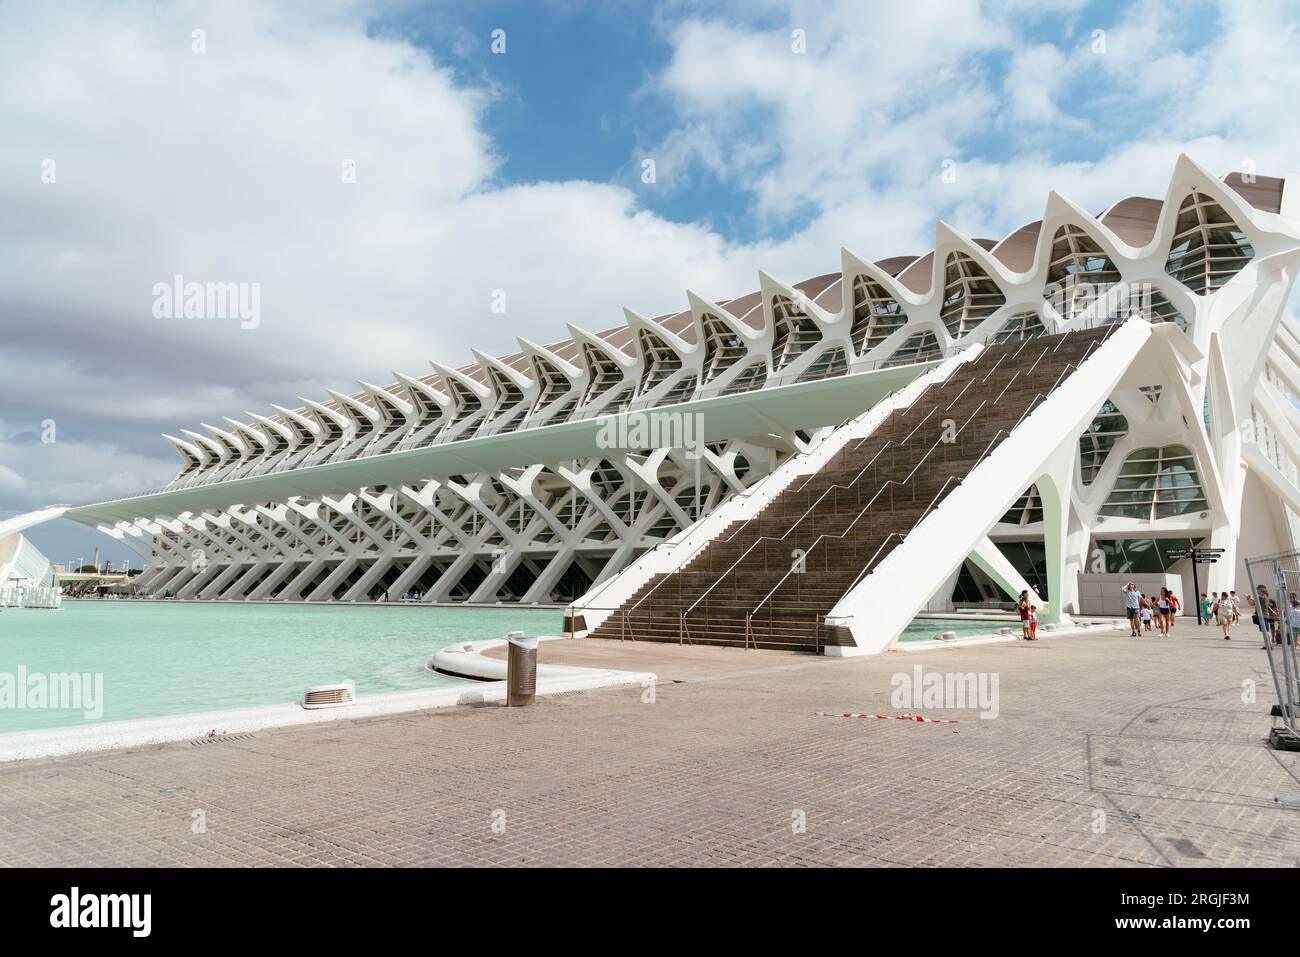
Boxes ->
[1,623,1299,866]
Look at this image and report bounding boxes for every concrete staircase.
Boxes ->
[587,325,1122,651]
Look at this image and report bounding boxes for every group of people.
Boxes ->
[1203,585,1300,645]
[1120,583,1181,636]
[1016,591,1039,639]
[1118,582,1180,634]
[1118,581,1300,647]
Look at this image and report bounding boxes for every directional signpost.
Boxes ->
[1163,546,1227,624]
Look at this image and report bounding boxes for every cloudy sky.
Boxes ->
[3,0,1298,565]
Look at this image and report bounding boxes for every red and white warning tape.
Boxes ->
[815,711,959,725]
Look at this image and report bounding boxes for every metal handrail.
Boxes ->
[678,347,1034,607]
[747,443,973,619]
[992,369,1022,404]
[626,376,957,614]
[580,468,780,610]
[1024,344,1051,377]
[749,468,964,624]
[604,392,903,612]
[1009,335,1037,361]
[704,323,1127,626]
[944,376,976,411]
[979,353,1008,383]
[678,417,943,617]
[685,395,988,619]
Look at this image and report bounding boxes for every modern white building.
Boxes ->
[0,532,62,608]
[8,154,1300,653]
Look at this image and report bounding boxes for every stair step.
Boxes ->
[585,326,1114,651]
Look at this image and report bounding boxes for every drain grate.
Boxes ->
[191,733,256,746]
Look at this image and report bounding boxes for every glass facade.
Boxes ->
[1091,537,1205,573]
[797,346,847,382]
[1134,286,1187,329]
[991,309,1047,343]
[528,355,571,415]
[939,252,1005,338]
[951,563,988,603]
[701,313,746,383]
[1079,400,1128,484]
[637,328,683,394]
[884,329,942,367]
[850,275,908,355]
[770,294,821,371]
[997,540,1049,599]
[1100,444,1207,519]
[1045,224,1121,321]
[1165,191,1255,295]
[1000,486,1044,526]
[722,360,767,395]
[580,342,625,405]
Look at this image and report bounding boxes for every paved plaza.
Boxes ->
[2,621,1298,867]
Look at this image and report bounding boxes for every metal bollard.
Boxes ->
[505,631,538,707]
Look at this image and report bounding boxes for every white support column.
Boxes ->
[970,537,1042,604]
[1034,436,1081,624]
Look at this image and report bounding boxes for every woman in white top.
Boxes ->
[1210,592,1233,640]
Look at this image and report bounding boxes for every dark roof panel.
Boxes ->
[796,272,843,313]
[1100,196,1163,247]
[897,251,934,294]
[991,220,1042,273]
[719,290,764,330]
[1224,172,1284,214]
[874,255,917,277]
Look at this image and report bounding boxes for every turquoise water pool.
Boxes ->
[0,601,561,733]
[897,617,1015,642]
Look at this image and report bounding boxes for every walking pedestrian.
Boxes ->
[1156,588,1172,636]
[1122,582,1141,636]
[1210,592,1233,639]
[1246,585,1280,647]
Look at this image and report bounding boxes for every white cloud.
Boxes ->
[641,0,1300,252]
[0,434,175,513]
[647,0,1007,224]
[0,465,26,493]
[1002,44,1070,123]
[0,0,764,519]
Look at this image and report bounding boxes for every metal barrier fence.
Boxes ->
[1243,549,1300,749]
